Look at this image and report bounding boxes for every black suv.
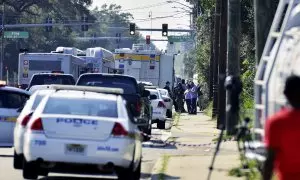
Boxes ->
[26,73,75,90]
[76,73,152,141]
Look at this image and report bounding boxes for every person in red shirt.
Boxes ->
[263,75,300,180]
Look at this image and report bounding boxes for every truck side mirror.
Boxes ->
[142,90,150,97]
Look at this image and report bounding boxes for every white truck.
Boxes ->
[18,53,86,88]
[114,44,174,88]
[248,0,300,161]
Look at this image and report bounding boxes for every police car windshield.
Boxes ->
[43,97,118,118]
[0,90,29,109]
[29,74,75,88]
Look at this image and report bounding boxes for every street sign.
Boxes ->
[167,35,192,42]
[4,31,29,39]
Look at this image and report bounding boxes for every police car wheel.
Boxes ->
[167,110,172,118]
[13,151,23,170]
[117,159,141,180]
[23,159,38,179]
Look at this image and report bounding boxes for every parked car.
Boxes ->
[14,89,55,169]
[158,88,173,118]
[21,85,143,179]
[145,86,167,129]
[0,81,31,147]
[76,73,152,141]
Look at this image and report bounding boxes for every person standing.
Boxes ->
[163,81,171,95]
[189,81,198,114]
[263,75,300,180]
[184,84,192,114]
[197,84,204,111]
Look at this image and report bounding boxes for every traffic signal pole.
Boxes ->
[226,0,241,135]
[0,2,5,80]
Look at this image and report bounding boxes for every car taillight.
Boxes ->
[158,101,166,108]
[21,113,33,127]
[30,118,44,131]
[111,122,128,136]
[136,101,142,112]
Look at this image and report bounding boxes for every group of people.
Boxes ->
[164,79,203,115]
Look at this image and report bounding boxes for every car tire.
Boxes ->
[117,158,141,180]
[157,121,165,129]
[13,151,23,170]
[167,110,173,118]
[23,159,38,179]
[143,126,152,141]
[38,167,49,176]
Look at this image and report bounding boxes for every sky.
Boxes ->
[91,0,192,50]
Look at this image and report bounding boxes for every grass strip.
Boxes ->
[158,155,170,180]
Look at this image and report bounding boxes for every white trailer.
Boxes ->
[249,0,300,162]
[18,53,86,87]
[114,44,174,88]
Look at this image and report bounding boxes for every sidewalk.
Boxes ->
[151,113,242,180]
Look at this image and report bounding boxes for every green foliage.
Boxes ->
[204,101,213,117]
[2,1,140,75]
[228,160,261,180]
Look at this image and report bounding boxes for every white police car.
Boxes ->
[14,89,55,169]
[22,85,143,180]
[146,87,167,129]
[0,81,31,147]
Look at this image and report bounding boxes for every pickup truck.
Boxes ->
[75,73,152,141]
[25,73,75,90]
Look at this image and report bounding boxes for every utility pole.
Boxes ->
[0,2,5,80]
[217,0,228,129]
[226,0,241,135]
[209,9,214,101]
[212,0,221,120]
[254,0,279,66]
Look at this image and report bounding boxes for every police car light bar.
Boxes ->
[0,80,7,86]
[51,85,124,94]
[144,86,157,89]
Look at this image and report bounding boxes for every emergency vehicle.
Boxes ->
[0,81,31,147]
[114,44,174,88]
[18,52,86,89]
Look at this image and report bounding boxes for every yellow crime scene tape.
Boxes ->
[0,116,17,122]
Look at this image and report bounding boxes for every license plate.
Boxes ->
[65,144,86,155]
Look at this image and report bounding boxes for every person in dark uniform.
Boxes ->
[163,81,171,95]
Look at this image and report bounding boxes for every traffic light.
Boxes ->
[81,16,88,31]
[45,17,52,32]
[146,35,150,44]
[162,24,168,36]
[116,33,121,43]
[129,23,135,35]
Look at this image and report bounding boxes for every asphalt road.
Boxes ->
[0,120,174,180]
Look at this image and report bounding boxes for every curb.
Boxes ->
[150,156,164,180]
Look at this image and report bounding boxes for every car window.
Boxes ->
[43,97,118,118]
[29,75,75,88]
[149,90,160,99]
[0,91,29,109]
[31,95,45,110]
[77,75,137,94]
